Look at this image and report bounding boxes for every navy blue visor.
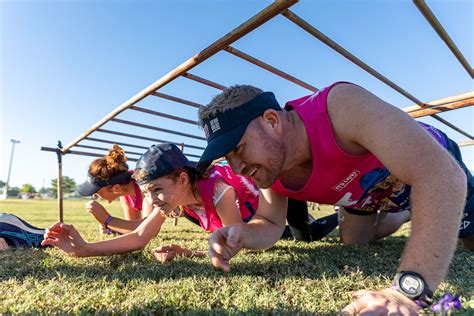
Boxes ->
[197,92,281,172]
[78,171,131,196]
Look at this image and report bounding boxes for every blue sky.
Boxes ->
[1,0,472,191]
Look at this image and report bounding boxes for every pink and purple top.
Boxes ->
[123,172,143,211]
[184,164,259,232]
[271,82,448,213]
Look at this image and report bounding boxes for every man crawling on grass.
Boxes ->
[196,82,473,315]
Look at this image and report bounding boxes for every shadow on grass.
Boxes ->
[1,234,471,290]
[0,238,404,281]
[1,234,472,315]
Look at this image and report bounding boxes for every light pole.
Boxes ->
[1,139,20,199]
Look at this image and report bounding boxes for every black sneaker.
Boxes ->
[0,213,47,248]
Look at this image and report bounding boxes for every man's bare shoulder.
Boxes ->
[326,83,386,117]
[325,83,375,155]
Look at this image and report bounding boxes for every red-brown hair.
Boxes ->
[89,144,130,184]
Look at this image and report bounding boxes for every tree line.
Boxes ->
[0,177,77,198]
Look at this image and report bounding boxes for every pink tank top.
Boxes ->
[271,82,448,213]
[184,165,259,232]
[123,174,143,211]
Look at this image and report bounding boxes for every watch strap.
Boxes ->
[393,271,433,302]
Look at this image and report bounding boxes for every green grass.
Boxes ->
[1,199,472,314]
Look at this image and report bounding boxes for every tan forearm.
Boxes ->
[398,167,466,291]
[242,215,285,250]
[83,232,148,256]
[86,211,165,256]
[106,217,145,234]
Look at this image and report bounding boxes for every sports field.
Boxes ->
[0,199,472,314]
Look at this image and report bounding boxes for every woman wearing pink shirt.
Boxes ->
[43,143,337,260]
[77,144,154,234]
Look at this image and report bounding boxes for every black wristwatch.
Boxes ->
[392,271,433,304]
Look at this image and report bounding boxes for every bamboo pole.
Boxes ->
[61,0,299,152]
[43,146,200,161]
[151,92,203,109]
[403,91,474,113]
[74,144,143,156]
[281,9,473,139]
[458,140,474,147]
[407,96,474,118]
[42,147,139,162]
[224,46,318,92]
[96,129,206,150]
[281,9,424,105]
[130,106,198,125]
[111,118,206,141]
[72,144,201,159]
[85,137,150,150]
[182,73,227,90]
[83,138,201,158]
[413,0,473,78]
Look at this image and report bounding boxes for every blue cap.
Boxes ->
[134,143,195,185]
[197,92,281,172]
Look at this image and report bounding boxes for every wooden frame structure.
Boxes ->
[41,0,473,220]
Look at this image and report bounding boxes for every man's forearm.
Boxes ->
[242,215,285,250]
[398,168,466,291]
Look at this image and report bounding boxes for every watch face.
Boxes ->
[400,275,423,296]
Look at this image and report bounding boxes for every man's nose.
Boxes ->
[228,156,246,175]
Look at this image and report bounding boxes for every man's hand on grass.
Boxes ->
[342,288,420,315]
[208,223,244,272]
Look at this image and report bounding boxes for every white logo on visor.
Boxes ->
[210,118,221,133]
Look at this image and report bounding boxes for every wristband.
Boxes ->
[390,284,432,307]
[392,271,433,303]
[104,215,113,229]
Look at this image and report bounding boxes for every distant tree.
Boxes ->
[7,187,20,197]
[39,187,50,194]
[21,184,37,194]
[50,176,77,197]
[0,180,5,187]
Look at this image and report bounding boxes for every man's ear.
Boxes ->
[262,109,282,133]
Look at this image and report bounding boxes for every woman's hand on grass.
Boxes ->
[153,244,204,263]
[341,288,420,315]
[41,222,89,257]
[208,223,244,272]
[85,201,110,225]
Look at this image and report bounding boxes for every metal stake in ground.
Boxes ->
[56,141,64,223]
